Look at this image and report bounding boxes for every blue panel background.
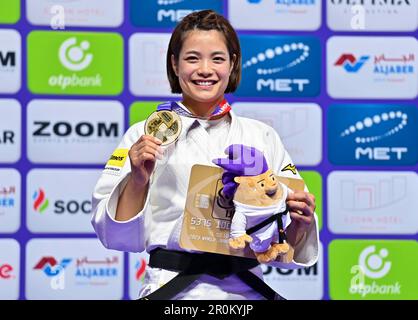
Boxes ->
[0,0,417,300]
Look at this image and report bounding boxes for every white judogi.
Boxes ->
[91,108,320,300]
[231,184,291,253]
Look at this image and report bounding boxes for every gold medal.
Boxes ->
[145,110,182,146]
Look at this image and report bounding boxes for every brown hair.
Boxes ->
[166,10,241,94]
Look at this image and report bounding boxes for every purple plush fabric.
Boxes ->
[212,144,268,198]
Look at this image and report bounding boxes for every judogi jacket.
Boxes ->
[91,110,319,299]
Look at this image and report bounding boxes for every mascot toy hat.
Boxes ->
[212,144,291,263]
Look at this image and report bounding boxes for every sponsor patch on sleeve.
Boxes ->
[281,163,297,175]
[103,148,129,175]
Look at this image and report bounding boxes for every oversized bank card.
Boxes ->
[180,164,305,262]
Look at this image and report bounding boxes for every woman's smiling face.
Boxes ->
[171,29,234,114]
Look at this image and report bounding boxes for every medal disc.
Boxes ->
[145,110,182,146]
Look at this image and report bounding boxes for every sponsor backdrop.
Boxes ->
[0,0,417,300]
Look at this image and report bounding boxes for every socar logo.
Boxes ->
[33,188,49,213]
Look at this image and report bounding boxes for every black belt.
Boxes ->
[246,205,289,244]
[140,248,285,300]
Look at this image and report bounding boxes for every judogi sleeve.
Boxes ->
[91,123,151,253]
[268,129,320,269]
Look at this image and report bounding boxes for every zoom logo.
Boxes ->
[59,38,93,71]
[32,121,118,138]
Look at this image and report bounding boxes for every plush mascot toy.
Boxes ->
[212,144,291,263]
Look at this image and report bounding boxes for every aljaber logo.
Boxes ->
[59,38,93,71]
[328,104,418,165]
[135,258,147,281]
[236,36,320,97]
[335,54,370,72]
[33,256,72,277]
[130,0,223,28]
[33,188,49,213]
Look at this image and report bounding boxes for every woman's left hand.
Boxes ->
[286,191,316,234]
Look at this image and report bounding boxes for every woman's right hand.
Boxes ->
[128,135,163,188]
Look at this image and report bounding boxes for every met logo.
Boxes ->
[328,104,418,165]
[236,35,320,97]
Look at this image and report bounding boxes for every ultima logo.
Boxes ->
[335,54,369,72]
[237,36,320,97]
[33,188,49,213]
[329,0,411,5]
[328,105,417,165]
[34,257,72,277]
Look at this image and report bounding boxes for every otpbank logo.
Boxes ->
[236,36,320,97]
[27,31,123,95]
[34,257,72,277]
[329,240,418,300]
[328,104,418,165]
[32,188,49,213]
[130,0,223,28]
